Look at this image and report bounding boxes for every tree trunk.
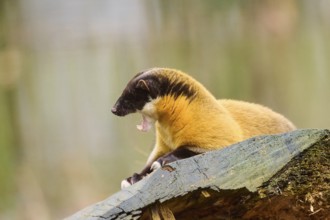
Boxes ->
[66,129,330,220]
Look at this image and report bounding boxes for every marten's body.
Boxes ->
[112,68,296,188]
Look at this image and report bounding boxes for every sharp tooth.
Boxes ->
[136,114,153,132]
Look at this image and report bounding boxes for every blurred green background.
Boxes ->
[0,0,329,219]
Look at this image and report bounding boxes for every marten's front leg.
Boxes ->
[121,148,198,188]
[121,145,166,188]
[121,147,199,188]
[121,164,152,188]
[151,147,200,171]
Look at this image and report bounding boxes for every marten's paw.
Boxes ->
[150,155,176,172]
[121,179,131,189]
[120,173,142,189]
[150,161,162,171]
[120,172,151,189]
[151,148,200,172]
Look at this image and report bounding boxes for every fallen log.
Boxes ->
[66,129,330,220]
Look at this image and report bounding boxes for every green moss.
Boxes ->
[255,136,330,217]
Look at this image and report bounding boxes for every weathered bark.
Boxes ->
[66,129,330,220]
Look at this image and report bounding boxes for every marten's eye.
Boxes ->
[127,92,136,101]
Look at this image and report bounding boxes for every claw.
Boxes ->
[121,179,132,189]
[151,161,162,171]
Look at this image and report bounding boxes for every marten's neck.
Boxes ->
[156,95,191,125]
[154,92,225,132]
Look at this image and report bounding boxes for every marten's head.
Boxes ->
[111,68,198,131]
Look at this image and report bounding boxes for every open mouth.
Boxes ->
[136,114,153,132]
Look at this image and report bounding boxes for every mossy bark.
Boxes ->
[168,135,330,220]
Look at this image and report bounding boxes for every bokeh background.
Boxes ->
[1,0,329,219]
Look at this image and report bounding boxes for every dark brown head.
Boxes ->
[111,70,160,116]
[111,68,197,117]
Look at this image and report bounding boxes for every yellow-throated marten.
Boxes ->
[111,68,296,188]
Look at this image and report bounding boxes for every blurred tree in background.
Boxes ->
[0,0,329,219]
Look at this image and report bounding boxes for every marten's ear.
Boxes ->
[136,79,150,91]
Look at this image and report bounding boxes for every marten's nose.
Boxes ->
[111,106,117,114]
[111,101,131,116]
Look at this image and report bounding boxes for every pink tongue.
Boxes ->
[136,115,152,132]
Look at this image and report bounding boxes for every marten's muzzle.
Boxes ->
[111,99,136,117]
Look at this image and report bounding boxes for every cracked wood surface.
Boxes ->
[65,129,330,220]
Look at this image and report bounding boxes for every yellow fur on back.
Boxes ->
[219,99,296,139]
